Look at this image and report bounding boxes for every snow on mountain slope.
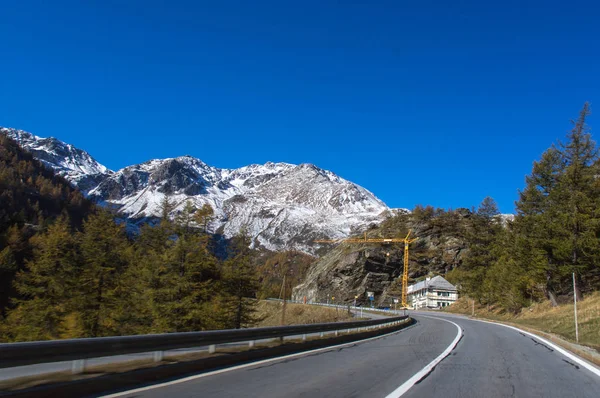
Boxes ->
[1,127,390,252]
[1,127,112,193]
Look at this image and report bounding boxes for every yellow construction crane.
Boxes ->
[315,230,418,308]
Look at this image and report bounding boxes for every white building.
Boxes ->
[407,276,458,309]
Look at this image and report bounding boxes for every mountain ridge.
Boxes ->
[1,127,393,253]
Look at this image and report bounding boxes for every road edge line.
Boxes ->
[473,318,600,378]
[100,320,412,398]
[385,316,462,398]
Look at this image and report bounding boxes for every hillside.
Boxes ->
[293,104,600,317]
[293,207,470,306]
[0,134,94,315]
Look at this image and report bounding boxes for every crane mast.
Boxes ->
[401,230,418,307]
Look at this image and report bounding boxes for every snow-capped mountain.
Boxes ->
[1,127,112,193]
[2,127,391,252]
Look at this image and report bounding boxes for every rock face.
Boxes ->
[292,214,470,305]
[2,127,394,253]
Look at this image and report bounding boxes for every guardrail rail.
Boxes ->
[1,314,409,374]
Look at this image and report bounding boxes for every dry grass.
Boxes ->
[445,291,600,352]
[255,301,354,327]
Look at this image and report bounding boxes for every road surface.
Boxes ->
[102,312,600,398]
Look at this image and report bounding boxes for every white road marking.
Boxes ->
[385,315,463,398]
[100,321,411,398]
[474,318,600,378]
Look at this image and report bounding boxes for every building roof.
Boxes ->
[407,276,457,293]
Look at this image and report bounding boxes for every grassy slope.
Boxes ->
[445,292,600,351]
[255,301,353,327]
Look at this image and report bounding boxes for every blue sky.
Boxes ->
[1,1,598,213]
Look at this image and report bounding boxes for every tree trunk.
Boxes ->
[235,296,242,329]
[547,289,558,307]
[546,270,558,307]
[92,275,104,336]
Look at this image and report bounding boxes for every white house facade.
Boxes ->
[407,276,458,309]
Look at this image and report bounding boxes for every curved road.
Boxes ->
[102,312,600,398]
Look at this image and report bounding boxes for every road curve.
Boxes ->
[102,312,600,398]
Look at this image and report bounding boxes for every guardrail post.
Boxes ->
[320,332,324,338]
[208,344,216,354]
[335,330,339,337]
[249,340,255,348]
[71,359,86,374]
[153,351,164,362]
[302,334,307,341]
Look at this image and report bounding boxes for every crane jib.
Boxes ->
[314,230,418,308]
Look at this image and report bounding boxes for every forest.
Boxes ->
[0,133,301,341]
[446,103,600,312]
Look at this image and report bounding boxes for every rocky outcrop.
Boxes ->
[292,213,470,305]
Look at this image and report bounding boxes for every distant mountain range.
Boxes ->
[2,127,397,253]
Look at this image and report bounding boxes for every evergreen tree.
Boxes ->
[152,234,218,331]
[175,201,197,235]
[194,203,215,234]
[514,146,564,305]
[452,197,503,303]
[3,218,79,341]
[138,201,220,332]
[74,210,130,337]
[220,232,261,329]
[111,244,154,335]
[477,196,500,219]
[160,195,175,221]
[0,225,29,316]
[481,224,532,313]
[515,103,600,303]
[555,102,600,298]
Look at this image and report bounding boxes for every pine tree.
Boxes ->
[154,234,218,331]
[555,102,600,298]
[514,103,600,304]
[477,196,500,219]
[220,232,261,329]
[3,218,80,341]
[74,210,130,337]
[138,201,220,333]
[111,244,154,336]
[175,201,196,235]
[515,146,564,305]
[481,224,533,313]
[160,195,175,221]
[194,203,215,234]
[454,197,503,303]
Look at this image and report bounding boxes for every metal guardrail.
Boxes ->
[269,298,408,314]
[310,302,407,314]
[0,315,408,371]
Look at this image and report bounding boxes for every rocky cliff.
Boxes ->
[292,210,470,305]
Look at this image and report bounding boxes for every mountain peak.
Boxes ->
[4,127,392,253]
[1,127,112,177]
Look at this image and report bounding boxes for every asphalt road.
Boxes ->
[102,312,600,398]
